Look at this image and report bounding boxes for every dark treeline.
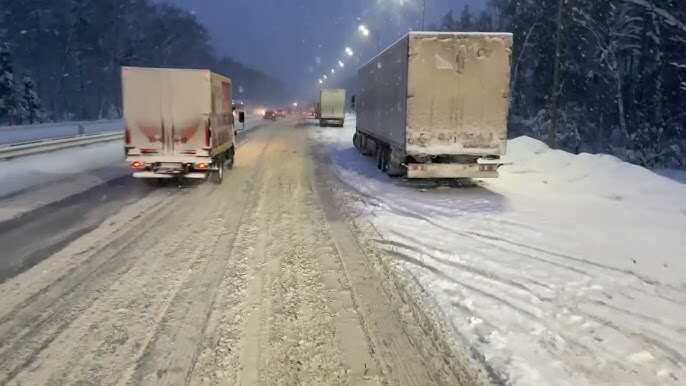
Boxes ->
[435,0,685,169]
[0,0,288,125]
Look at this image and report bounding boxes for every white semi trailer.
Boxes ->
[353,32,513,178]
[319,89,346,127]
[123,67,243,184]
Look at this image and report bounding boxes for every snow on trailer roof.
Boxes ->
[358,31,513,72]
[121,66,231,83]
[408,31,513,37]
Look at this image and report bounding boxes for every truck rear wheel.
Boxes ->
[211,156,224,184]
[226,148,235,170]
[377,146,389,171]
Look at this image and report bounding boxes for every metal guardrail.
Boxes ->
[0,119,121,132]
[0,132,124,160]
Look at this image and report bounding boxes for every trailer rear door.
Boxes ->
[405,32,512,157]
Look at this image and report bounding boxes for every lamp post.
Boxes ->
[420,0,427,30]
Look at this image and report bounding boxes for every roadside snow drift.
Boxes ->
[312,117,686,386]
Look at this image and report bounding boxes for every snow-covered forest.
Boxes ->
[0,0,288,124]
[437,0,685,169]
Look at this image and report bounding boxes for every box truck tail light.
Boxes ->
[204,120,211,148]
[130,160,144,170]
[194,162,209,171]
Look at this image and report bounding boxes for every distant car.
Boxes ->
[276,109,287,118]
[263,110,277,120]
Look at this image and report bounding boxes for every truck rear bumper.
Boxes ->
[406,163,499,179]
[133,171,207,179]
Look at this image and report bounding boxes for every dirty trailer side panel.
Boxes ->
[356,36,409,150]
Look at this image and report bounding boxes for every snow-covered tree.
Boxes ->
[0,42,18,125]
[573,2,642,138]
[482,0,685,168]
[440,10,456,31]
[19,74,43,124]
[459,5,474,31]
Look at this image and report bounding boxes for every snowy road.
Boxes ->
[3,115,683,386]
[0,120,481,385]
[312,117,686,386]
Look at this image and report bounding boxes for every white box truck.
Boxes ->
[353,32,512,178]
[319,89,346,127]
[123,67,244,184]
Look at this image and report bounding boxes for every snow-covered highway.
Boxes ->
[0,119,478,385]
[0,116,684,386]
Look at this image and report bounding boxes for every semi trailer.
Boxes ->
[123,67,243,184]
[353,32,513,178]
[319,89,346,127]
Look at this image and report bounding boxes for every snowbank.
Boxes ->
[0,141,127,223]
[312,118,686,386]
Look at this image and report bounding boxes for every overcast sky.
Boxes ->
[162,0,485,97]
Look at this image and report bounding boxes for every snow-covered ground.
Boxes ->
[0,120,122,145]
[0,141,126,199]
[312,117,686,386]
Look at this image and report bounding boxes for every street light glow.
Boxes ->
[345,47,354,56]
[318,79,323,84]
[358,24,370,37]
[322,74,328,80]
[338,60,345,68]
[331,68,335,74]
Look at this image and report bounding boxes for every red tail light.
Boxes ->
[130,160,144,169]
[204,120,211,148]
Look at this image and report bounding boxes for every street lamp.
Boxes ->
[331,68,335,74]
[338,60,345,68]
[345,47,354,56]
[358,23,381,51]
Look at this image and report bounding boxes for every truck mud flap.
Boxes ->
[406,163,499,179]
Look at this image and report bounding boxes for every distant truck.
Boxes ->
[263,109,277,121]
[353,32,512,178]
[319,89,346,127]
[123,67,243,184]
